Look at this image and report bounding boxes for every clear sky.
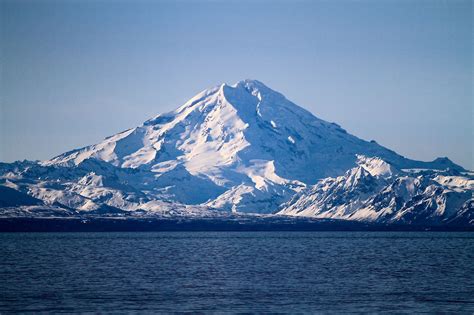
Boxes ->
[1,0,472,169]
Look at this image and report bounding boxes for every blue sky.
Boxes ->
[1,0,472,169]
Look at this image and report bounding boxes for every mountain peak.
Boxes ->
[356,155,398,178]
[2,80,470,224]
[231,79,284,99]
[233,79,268,89]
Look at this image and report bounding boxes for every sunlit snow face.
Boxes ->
[1,79,471,222]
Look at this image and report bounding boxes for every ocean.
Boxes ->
[1,232,473,313]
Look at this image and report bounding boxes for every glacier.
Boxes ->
[1,79,472,226]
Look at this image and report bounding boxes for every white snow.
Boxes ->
[356,155,396,178]
[1,79,470,224]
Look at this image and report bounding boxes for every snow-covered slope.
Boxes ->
[1,80,471,225]
[43,80,462,178]
[278,158,473,225]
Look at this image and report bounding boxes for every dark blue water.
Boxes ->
[1,232,473,313]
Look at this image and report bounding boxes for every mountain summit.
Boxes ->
[1,80,472,224]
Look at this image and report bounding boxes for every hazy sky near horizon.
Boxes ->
[1,0,472,169]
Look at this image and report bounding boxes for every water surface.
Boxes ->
[1,232,473,313]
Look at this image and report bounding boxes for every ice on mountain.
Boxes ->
[0,80,470,224]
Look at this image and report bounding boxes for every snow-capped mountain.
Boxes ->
[1,80,472,225]
[278,156,473,225]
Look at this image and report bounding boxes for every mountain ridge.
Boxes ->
[1,80,471,225]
